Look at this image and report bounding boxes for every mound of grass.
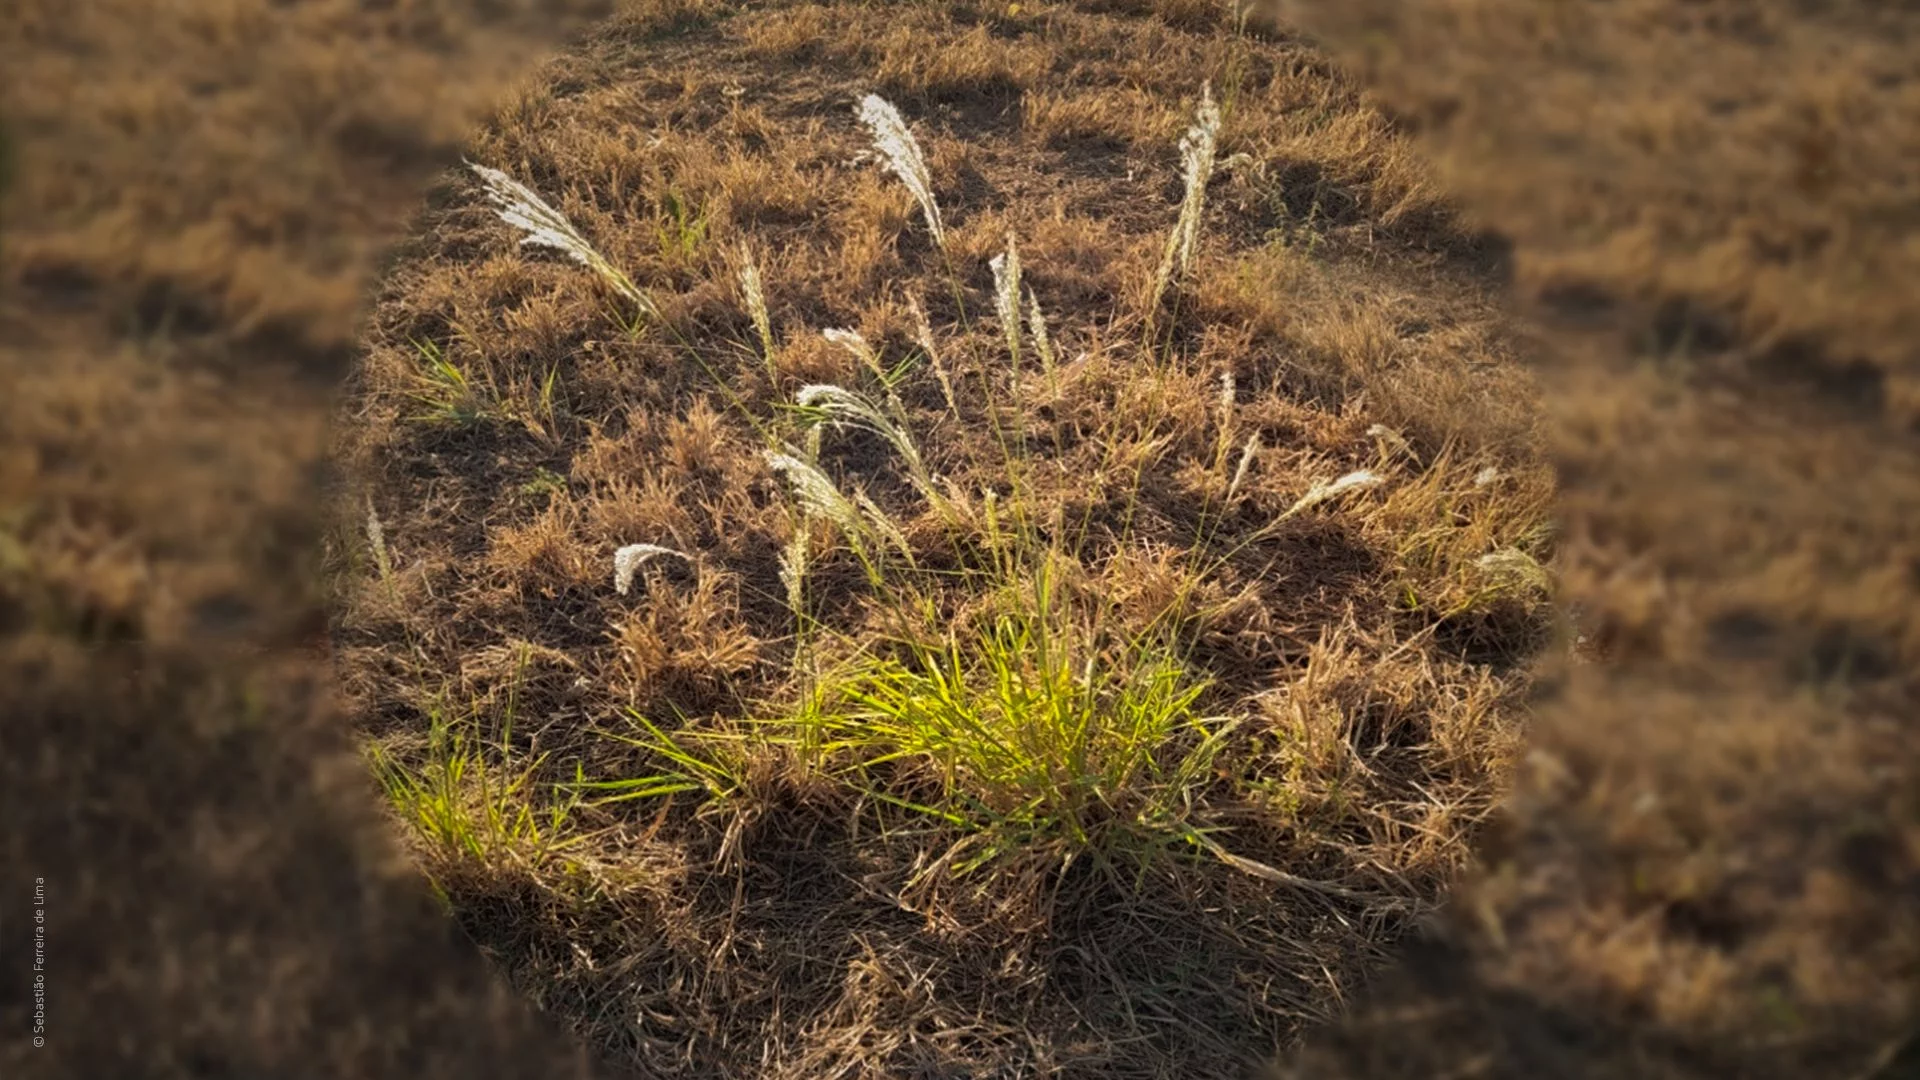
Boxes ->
[616,560,1236,875]
[329,2,1555,1075]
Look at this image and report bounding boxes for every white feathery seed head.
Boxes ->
[1170,82,1222,278]
[1147,81,1223,319]
[990,233,1022,364]
[1366,423,1413,461]
[779,518,811,614]
[467,161,575,256]
[792,383,935,501]
[613,543,688,596]
[737,242,775,364]
[822,328,889,384]
[1282,469,1383,519]
[1475,548,1552,592]
[856,94,946,249]
[1026,287,1056,378]
[1213,371,1239,469]
[1227,433,1262,504]
[466,160,654,316]
[765,447,867,537]
[821,327,869,353]
[365,499,392,581]
[796,381,869,415]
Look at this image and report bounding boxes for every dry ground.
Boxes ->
[3,3,622,1078]
[1276,1,1920,1076]
[2,1,1914,1079]
[329,2,1553,1075]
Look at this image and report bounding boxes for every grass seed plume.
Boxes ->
[857,93,946,251]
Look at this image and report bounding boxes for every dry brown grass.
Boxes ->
[1270,2,1920,1077]
[330,2,1553,1075]
[10,1,1916,1079]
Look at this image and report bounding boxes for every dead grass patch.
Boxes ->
[329,2,1552,1075]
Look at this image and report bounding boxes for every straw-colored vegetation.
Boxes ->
[329,1,1554,1075]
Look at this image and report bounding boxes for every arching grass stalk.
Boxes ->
[857,94,946,252]
[468,159,797,459]
[906,294,959,416]
[467,160,657,323]
[763,446,887,586]
[792,383,942,508]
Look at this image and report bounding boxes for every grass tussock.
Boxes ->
[330,2,1555,1076]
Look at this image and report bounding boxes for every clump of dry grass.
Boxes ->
[334,4,1554,1076]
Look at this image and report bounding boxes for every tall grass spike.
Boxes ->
[990,234,1022,366]
[907,293,958,415]
[857,94,946,250]
[737,242,776,372]
[1147,82,1222,318]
